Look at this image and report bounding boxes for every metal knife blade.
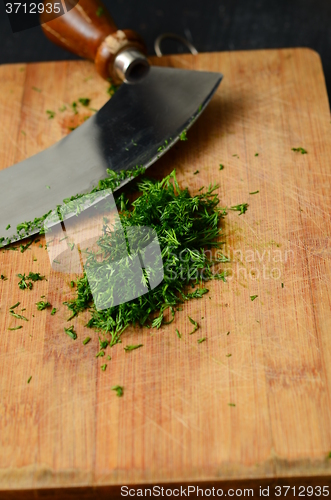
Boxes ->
[0,66,222,246]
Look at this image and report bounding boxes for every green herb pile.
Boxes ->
[63,170,235,346]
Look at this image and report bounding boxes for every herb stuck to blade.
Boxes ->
[6,224,10,230]
[64,325,77,340]
[112,385,123,397]
[124,344,143,352]
[292,147,307,154]
[36,301,51,311]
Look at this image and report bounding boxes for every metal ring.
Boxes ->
[154,33,198,57]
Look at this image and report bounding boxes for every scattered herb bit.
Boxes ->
[1,274,7,280]
[10,302,20,310]
[46,185,51,190]
[20,240,33,253]
[32,86,41,92]
[95,350,105,358]
[229,203,248,215]
[249,190,259,195]
[8,325,23,330]
[179,130,187,141]
[21,130,26,136]
[83,336,91,345]
[78,98,91,107]
[281,283,284,288]
[70,280,75,288]
[112,385,123,397]
[250,295,258,301]
[176,328,182,339]
[10,311,28,321]
[226,331,230,335]
[188,316,199,334]
[27,376,32,384]
[17,272,44,290]
[68,126,77,131]
[21,308,26,311]
[193,170,199,175]
[124,344,143,352]
[64,325,77,340]
[226,353,232,357]
[46,110,55,119]
[6,224,10,230]
[71,101,78,114]
[39,244,43,248]
[96,6,104,16]
[107,355,111,360]
[198,337,206,343]
[328,451,331,459]
[255,153,259,156]
[228,403,236,407]
[59,105,66,112]
[107,83,119,96]
[232,154,239,158]
[101,364,107,371]
[219,164,224,170]
[292,147,307,154]
[36,300,51,311]
[67,311,77,321]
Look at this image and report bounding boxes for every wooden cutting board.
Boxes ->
[1,49,331,499]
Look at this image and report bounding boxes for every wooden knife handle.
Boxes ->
[40,0,148,83]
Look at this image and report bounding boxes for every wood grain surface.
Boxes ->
[0,49,331,498]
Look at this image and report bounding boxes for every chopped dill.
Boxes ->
[27,376,32,384]
[46,110,55,119]
[197,337,206,343]
[8,325,23,330]
[64,325,77,340]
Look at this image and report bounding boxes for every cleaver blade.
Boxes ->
[0,66,222,246]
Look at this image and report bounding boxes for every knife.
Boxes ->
[0,0,222,247]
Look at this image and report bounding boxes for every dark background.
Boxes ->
[0,0,330,100]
